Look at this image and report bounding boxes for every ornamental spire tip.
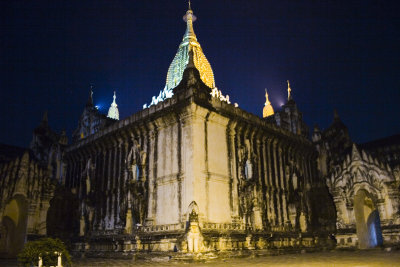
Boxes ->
[107,91,119,120]
[287,80,292,100]
[86,85,94,107]
[263,88,274,118]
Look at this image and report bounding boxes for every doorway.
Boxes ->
[0,195,28,256]
[354,189,383,248]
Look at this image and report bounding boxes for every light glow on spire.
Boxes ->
[263,89,274,118]
[287,80,292,100]
[143,2,215,109]
[107,91,119,120]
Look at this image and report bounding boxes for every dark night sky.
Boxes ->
[1,0,399,148]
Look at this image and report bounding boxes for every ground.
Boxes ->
[1,250,400,267]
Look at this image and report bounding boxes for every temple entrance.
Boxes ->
[354,189,383,249]
[0,195,28,257]
[367,210,383,247]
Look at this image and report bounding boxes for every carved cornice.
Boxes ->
[207,111,229,127]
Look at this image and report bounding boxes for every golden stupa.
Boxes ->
[263,89,274,118]
[165,4,215,90]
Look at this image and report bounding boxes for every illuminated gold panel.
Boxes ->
[263,89,274,118]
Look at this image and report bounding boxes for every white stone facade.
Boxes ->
[62,65,335,254]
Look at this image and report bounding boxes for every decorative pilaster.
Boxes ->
[227,121,239,219]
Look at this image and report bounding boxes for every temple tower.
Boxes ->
[263,89,274,118]
[150,4,231,225]
[107,91,119,120]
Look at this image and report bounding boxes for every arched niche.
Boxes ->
[0,194,28,256]
[185,201,200,223]
[353,189,383,249]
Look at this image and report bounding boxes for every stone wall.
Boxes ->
[63,67,335,254]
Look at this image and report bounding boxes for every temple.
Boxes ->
[1,3,399,258]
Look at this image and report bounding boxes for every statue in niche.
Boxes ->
[239,145,257,181]
[185,202,204,253]
[285,159,304,230]
[79,157,96,236]
[299,212,307,232]
[288,203,297,229]
[187,211,202,253]
[79,205,86,237]
[82,158,95,196]
[79,200,94,236]
[125,209,133,234]
[237,145,258,230]
[245,159,253,180]
[242,187,256,230]
[126,138,148,182]
[285,164,290,178]
[292,172,298,191]
[124,137,148,228]
[126,139,140,181]
[286,161,300,192]
[139,150,147,178]
[87,206,94,232]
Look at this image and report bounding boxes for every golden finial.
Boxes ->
[107,90,119,120]
[90,84,94,99]
[265,89,270,105]
[183,0,197,41]
[287,80,292,100]
[263,88,274,118]
[86,84,94,107]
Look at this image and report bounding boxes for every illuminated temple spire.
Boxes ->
[86,86,94,107]
[263,89,274,118]
[41,110,48,125]
[143,2,220,108]
[165,2,215,91]
[287,80,292,101]
[107,91,119,120]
